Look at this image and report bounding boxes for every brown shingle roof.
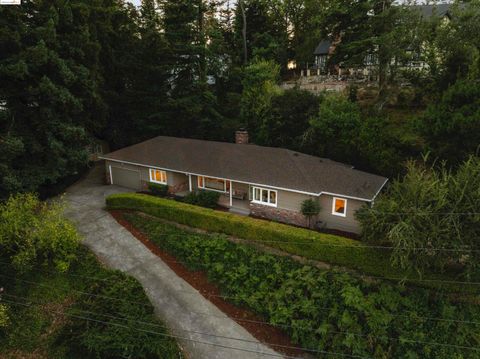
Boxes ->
[102,136,388,200]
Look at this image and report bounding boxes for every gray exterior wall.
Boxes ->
[105,160,187,192]
[105,160,366,233]
[249,188,366,233]
[317,194,366,233]
[275,189,310,212]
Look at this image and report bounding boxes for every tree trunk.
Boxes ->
[198,0,207,83]
[239,0,247,64]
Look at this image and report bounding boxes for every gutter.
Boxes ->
[100,156,385,203]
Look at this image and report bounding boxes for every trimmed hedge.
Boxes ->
[105,193,468,289]
[106,194,392,273]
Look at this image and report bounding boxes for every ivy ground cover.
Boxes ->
[123,211,480,359]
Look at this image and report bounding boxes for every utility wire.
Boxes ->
[3,292,479,353]
[0,298,301,359]
[1,260,477,326]
[1,274,479,352]
[3,293,364,358]
[96,206,480,252]
[83,250,480,287]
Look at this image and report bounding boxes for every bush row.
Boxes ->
[106,193,443,283]
[182,190,220,208]
[124,212,480,359]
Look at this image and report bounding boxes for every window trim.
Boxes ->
[251,186,277,207]
[332,197,347,217]
[149,168,167,185]
[197,176,227,193]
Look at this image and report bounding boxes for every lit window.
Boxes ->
[252,187,277,207]
[197,176,226,192]
[149,169,167,184]
[332,197,347,217]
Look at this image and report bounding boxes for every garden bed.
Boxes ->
[109,209,305,358]
[111,209,480,359]
[106,193,473,292]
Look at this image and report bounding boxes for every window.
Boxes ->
[197,176,227,192]
[252,187,277,207]
[149,169,167,184]
[332,197,347,217]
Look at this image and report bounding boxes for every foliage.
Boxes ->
[240,60,281,142]
[300,198,321,228]
[62,270,179,359]
[183,190,220,209]
[0,247,182,358]
[318,1,423,96]
[356,156,480,277]
[125,212,480,359]
[303,94,362,164]
[148,182,169,197]
[416,80,480,165]
[105,193,471,289]
[0,193,80,273]
[0,0,107,199]
[0,304,8,329]
[258,88,321,148]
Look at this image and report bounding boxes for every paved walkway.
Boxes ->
[63,163,283,359]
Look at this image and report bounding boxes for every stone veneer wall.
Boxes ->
[250,203,309,228]
[168,182,188,194]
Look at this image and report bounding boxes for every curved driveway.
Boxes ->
[63,163,284,359]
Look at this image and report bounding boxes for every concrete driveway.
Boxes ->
[63,163,283,359]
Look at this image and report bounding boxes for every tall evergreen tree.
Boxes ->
[0,0,106,198]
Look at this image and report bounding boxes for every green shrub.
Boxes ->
[0,193,80,273]
[301,198,321,228]
[356,157,480,278]
[62,270,180,358]
[147,182,169,197]
[106,193,390,273]
[106,193,471,290]
[124,212,480,359]
[183,190,220,209]
[0,304,8,328]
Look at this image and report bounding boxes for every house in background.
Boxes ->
[313,39,332,74]
[100,131,387,234]
[308,4,459,78]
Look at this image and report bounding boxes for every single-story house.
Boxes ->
[100,131,388,233]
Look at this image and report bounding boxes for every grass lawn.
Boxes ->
[0,247,183,359]
[118,211,480,359]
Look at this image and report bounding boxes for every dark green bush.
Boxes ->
[105,193,470,290]
[147,182,169,197]
[105,194,387,274]
[124,212,480,359]
[60,269,180,358]
[183,190,220,209]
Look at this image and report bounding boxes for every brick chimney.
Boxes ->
[235,129,249,144]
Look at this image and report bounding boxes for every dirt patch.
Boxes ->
[0,350,48,359]
[39,297,75,340]
[109,209,309,358]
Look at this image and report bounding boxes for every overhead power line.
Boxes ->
[1,261,477,327]
[1,297,368,359]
